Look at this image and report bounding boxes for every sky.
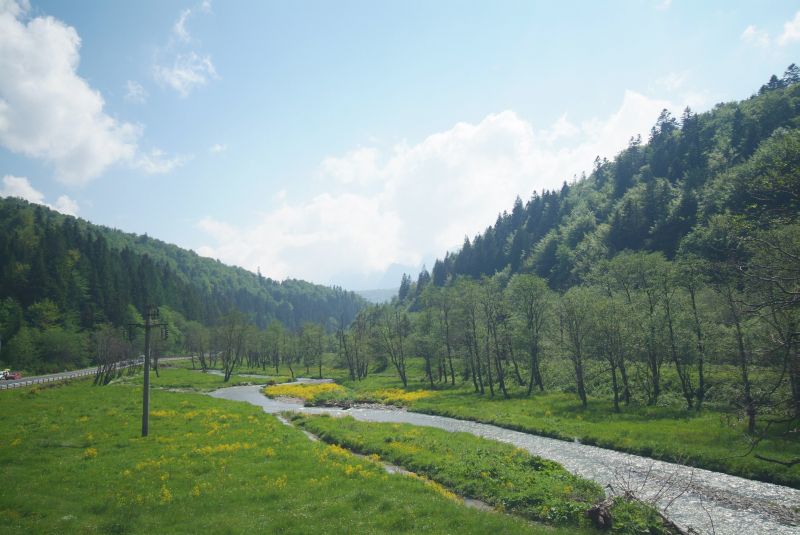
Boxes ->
[1,0,799,290]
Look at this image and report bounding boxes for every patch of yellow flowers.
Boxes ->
[369,388,436,405]
[151,409,178,418]
[193,442,255,456]
[264,382,348,401]
[405,472,459,502]
[314,443,381,480]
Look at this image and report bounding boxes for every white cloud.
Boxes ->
[209,143,227,154]
[0,1,140,185]
[1,174,44,203]
[320,147,381,185]
[1,175,79,215]
[655,0,671,11]
[778,11,800,46]
[124,80,148,104]
[173,8,192,43]
[0,0,27,17]
[53,194,79,216]
[173,0,212,43]
[540,114,580,144]
[197,90,676,283]
[154,52,217,98]
[742,12,800,49]
[135,148,191,174]
[197,193,406,280]
[741,25,770,48]
[155,2,216,97]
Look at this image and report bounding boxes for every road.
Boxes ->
[0,357,189,390]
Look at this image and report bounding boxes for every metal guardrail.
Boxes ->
[0,368,96,390]
[0,356,190,390]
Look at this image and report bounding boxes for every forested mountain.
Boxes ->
[404,66,800,294]
[0,198,365,370]
[339,68,800,460]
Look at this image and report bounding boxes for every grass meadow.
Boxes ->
[0,368,581,534]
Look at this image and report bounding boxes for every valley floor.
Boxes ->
[218,383,800,535]
[0,367,584,534]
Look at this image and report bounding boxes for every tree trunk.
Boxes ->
[728,289,756,434]
[665,293,694,410]
[526,339,543,396]
[610,361,620,413]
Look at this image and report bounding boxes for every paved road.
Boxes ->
[0,356,189,390]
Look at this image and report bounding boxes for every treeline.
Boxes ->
[413,65,800,290]
[182,313,329,382]
[0,198,365,372]
[349,67,800,439]
[349,224,797,436]
[89,307,332,385]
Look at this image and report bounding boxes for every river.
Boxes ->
[209,383,800,535]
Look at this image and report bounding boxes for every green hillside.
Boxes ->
[412,66,800,291]
[0,198,366,372]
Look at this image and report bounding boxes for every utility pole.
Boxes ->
[128,305,167,437]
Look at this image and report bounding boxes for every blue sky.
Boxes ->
[1,0,799,289]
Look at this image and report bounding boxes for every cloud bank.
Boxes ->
[0,1,186,184]
[197,90,674,285]
[0,1,138,184]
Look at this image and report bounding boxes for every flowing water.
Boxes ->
[210,384,800,535]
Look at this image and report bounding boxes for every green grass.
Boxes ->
[168,358,290,376]
[292,414,666,534]
[330,359,800,488]
[115,361,293,392]
[0,369,575,534]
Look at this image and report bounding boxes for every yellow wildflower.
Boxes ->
[370,389,436,405]
[263,382,348,402]
[271,475,288,489]
[160,485,173,504]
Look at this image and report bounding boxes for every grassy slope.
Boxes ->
[326,359,800,488]
[0,371,568,534]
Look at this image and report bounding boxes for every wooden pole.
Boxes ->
[142,308,152,437]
